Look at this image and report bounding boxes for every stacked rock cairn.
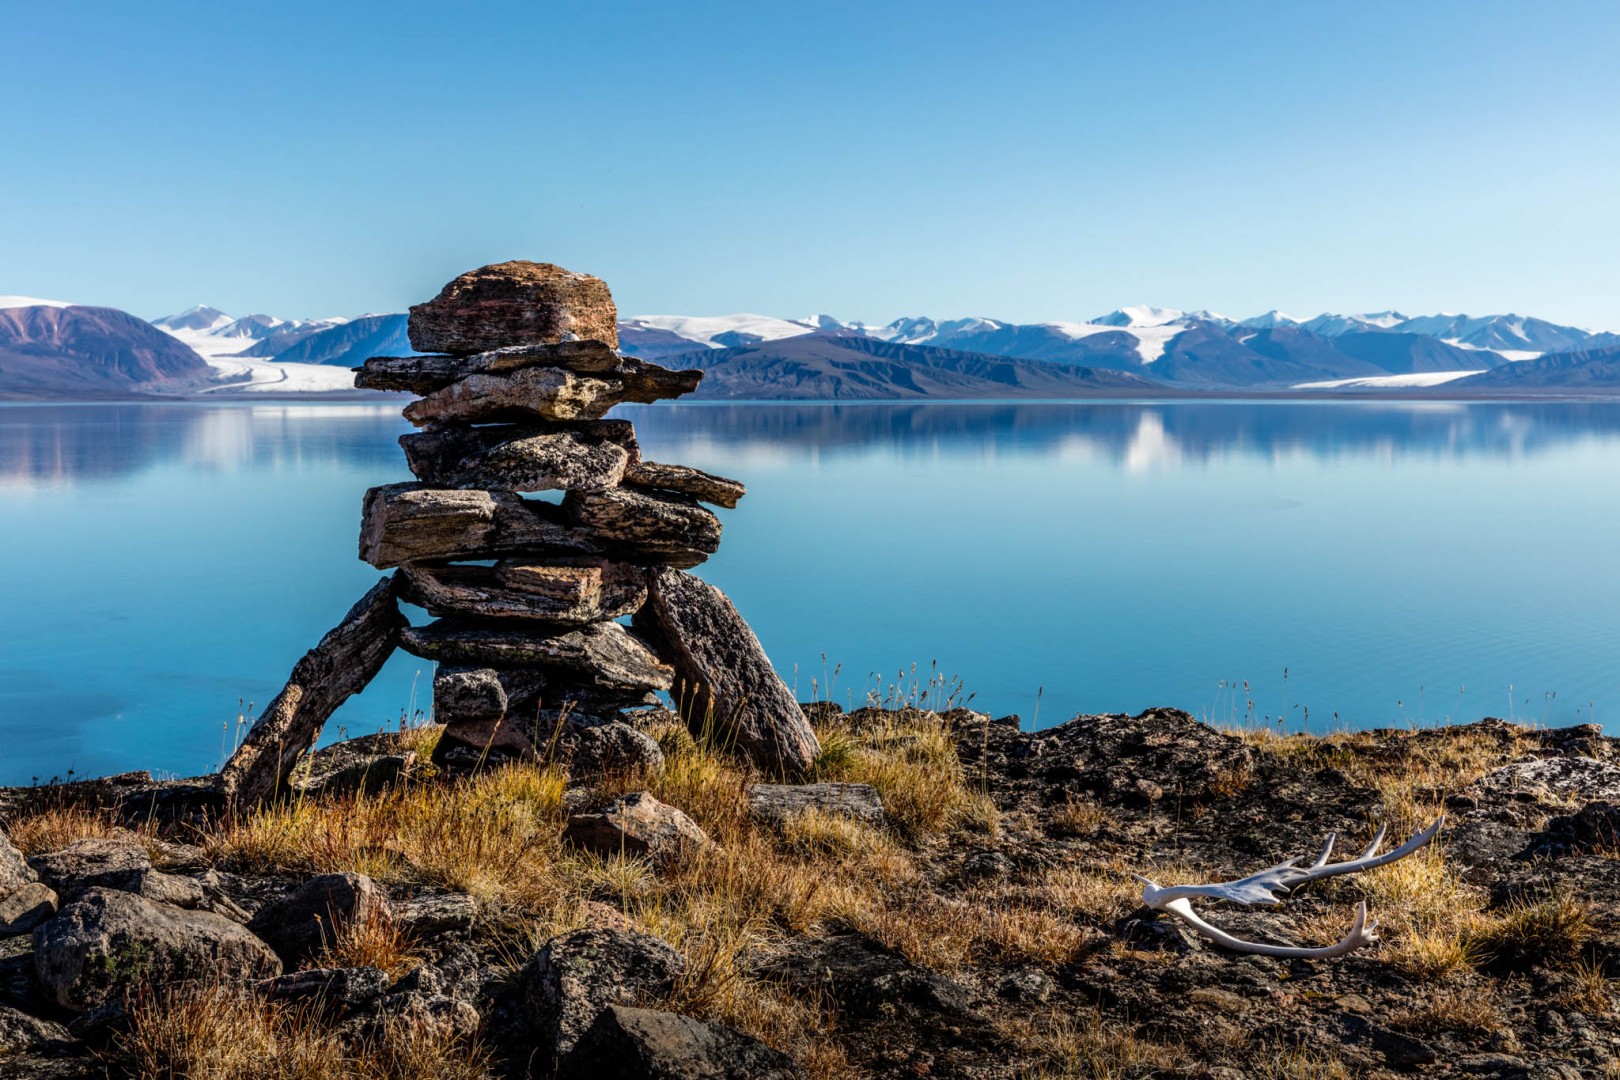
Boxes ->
[218,261,819,808]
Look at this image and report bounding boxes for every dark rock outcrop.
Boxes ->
[520,927,686,1060]
[559,1005,803,1079]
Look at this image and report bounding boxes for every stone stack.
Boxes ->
[349,261,819,776]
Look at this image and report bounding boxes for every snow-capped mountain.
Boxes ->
[150,305,232,333]
[148,306,365,393]
[1239,310,1301,329]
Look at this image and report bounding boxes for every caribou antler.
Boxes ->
[1133,816,1443,959]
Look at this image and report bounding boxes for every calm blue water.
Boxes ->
[3,399,1619,784]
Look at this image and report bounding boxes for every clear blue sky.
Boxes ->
[4,1,1619,327]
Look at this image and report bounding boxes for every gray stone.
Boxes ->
[399,559,646,625]
[635,568,820,775]
[358,482,603,570]
[218,577,404,809]
[564,487,721,568]
[402,621,673,695]
[0,883,57,937]
[747,783,885,827]
[559,1005,803,1079]
[246,872,389,967]
[0,1004,72,1054]
[563,791,709,864]
[408,260,620,354]
[28,839,149,899]
[625,460,746,509]
[32,887,281,1010]
[400,422,634,493]
[0,827,33,895]
[521,927,686,1059]
[394,892,480,940]
[570,721,665,779]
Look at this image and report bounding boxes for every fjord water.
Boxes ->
[2,399,1619,785]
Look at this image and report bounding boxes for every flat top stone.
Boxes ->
[409,261,619,354]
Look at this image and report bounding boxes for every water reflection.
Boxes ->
[6,400,1620,488]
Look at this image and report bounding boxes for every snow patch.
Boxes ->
[1293,371,1485,390]
[621,314,821,348]
[0,295,74,310]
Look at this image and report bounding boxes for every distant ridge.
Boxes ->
[664,333,1166,400]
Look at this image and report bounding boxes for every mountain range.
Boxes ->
[3,295,1619,399]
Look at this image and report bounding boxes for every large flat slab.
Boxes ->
[359,483,603,569]
[400,422,633,492]
[563,487,721,568]
[398,560,647,625]
[408,260,619,354]
[401,620,674,695]
[634,568,819,775]
[219,578,405,807]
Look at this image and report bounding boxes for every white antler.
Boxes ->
[1133,817,1442,958]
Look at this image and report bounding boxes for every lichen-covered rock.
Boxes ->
[520,927,685,1059]
[569,721,665,779]
[0,827,32,896]
[402,621,673,695]
[635,568,819,775]
[408,261,619,354]
[33,888,281,1010]
[359,482,602,569]
[259,965,390,1008]
[563,792,709,863]
[356,340,624,393]
[246,872,389,967]
[0,1004,72,1054]
[747,783,886,827]
[401,424,631,493]
[559,1005,803,1079]
[624,460,746,509]
[402,366,626,427]
[399,559,646,625]
[564,487,721,568]
[218,577,404,809]
[28,839,149,900]
[0,883,57,938]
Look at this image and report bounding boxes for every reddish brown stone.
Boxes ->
[408,261,619,354]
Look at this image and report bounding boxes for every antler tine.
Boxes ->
[1291,816,1443,886]
[1354,822,1389,862]
[1308,833,1337,870]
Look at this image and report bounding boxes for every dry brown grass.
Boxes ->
[4,803,125,854]
[1556,956,1613,1015]
[1048,793,1113,838]
[1474,888,1594,965]
[1393,986,1504,1035]
[1004,1010,1189,1079]
[810,710,974,833]
[317,903,419,978]
[118,981,489,1080]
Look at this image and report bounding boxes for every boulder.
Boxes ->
[358,483,602,570]
[246,872,389,967]
[28,839,149,897]
[0,1004,73,1054]
[0,883,57,937]
[399,559,646,625]
[559,1005,803,1079]
[400,424,631,493]
[520,927,685,1059]
[569,721,665,779]
[563,792,709,863]
[0,827,32,895]
[408,261,620,354]
[33,888,281,1010]
[624,461,746,509]
[402,621,673,695]
[747,783,886,827]
[393,892,480,940]
[403,366,626,427]
[635,569,819,775]
[564,487,721,568]
[218,577,404,809]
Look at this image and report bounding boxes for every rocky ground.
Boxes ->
[2,705,1619,1078]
